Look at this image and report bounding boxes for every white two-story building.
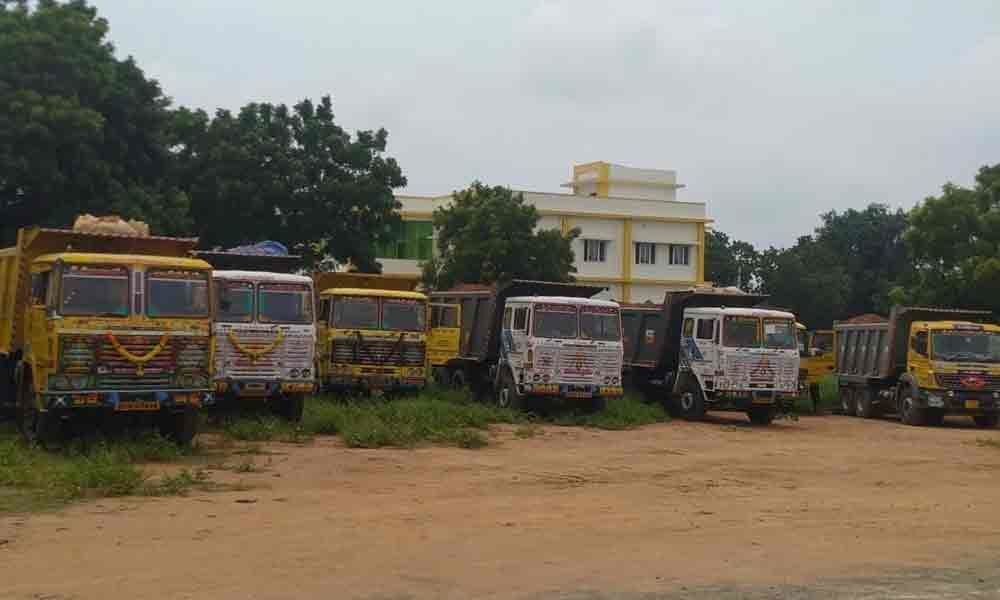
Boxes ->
[375,161,711,304]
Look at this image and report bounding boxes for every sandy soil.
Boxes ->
[2,414,1000,599]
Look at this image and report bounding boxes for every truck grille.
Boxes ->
[936,372,1000,391]
[216,327,314,379]
[94,334,209,390]
[332,339,425,367]
[556,346,599,383]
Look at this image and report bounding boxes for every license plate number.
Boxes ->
[565,391,593,399]
[966,400,979,410]
[117,400,160,412]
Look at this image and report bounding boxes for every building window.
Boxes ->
[669,244,690,266]
[634,242,656,265]
[375,221,433,261]
[583,239,607,263]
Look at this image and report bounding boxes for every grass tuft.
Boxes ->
[551,395,667,430]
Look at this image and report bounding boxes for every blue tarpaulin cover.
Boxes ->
[225,241,289,256]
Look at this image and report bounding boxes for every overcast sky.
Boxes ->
[97,0,1000,248]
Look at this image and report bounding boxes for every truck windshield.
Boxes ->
[215,280,254,322]
[61,265,129,317]
[932,331,1000,363]
[533,305,578,339]
[259,283,313,324]
[724,316,760,347]
[812,332,834,353]
[147,270,210,318]
[763,319,797,349]
[333,296,379,329]
[580,308,621,341]
[382,299,425,332]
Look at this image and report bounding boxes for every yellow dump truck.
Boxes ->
[796,324,835,410]
[314,273,429,393]
[0,224,213,445]
[834,306,1000,427]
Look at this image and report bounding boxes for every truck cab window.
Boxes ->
[912,330,928,356]
[30,271,49,306]
[503,307,513,330]
[512,307,527,331]
[683,318,694,337]
[696,319,714,340]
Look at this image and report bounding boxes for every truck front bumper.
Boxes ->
[919,389,1000,413]
[214,379,315,398]
[43,390,211,412]
[518,383,624,399]
[325,375,426,392]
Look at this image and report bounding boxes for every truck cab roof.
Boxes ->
[507,296,620,308]
[213,270,313,285]
[319,288,428,301]
[33,252,211,271]
[685,306,795,320]
[913,320,1000,333]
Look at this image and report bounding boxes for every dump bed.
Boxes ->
[0,226,198,355]
[429,280,604,364]
[834,306,995,381]
[623,290,767,375]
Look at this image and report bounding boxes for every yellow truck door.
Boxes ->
[428,303,460,367]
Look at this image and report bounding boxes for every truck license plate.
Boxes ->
[566,391,593,399]
[752,396,774,405]
[117,400,160,412]
[966,400,979,410]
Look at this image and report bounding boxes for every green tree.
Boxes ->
[813,204,908,317]
[0,0,188,244]
[422,183,579,289]
[757,237,851,329]
[893,165,1000,313]
[705,229,760,290]
[169,97,405,270]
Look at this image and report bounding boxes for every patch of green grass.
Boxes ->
[550,395,668,430]
[221,416,310,444]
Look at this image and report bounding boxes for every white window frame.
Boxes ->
[635,242,656,265]
[669,244,690,266]
[583,239,608,263]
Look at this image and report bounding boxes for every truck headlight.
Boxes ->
[301,369,310,379]
[290,369,300,378]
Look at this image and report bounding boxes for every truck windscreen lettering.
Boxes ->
[580,307,621,341]
[147,270,209,318]
[763,319,796,349]
[259,283,313,324]
[61,265,129,317]
[932,332,1000,363]
[333,297,379,329]
[382,299,425,332]
[533,305,578,339]
[723,316,759,348]
[215,280,254,322]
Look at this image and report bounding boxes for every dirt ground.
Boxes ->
[3,414,1000,599]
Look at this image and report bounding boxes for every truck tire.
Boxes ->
[14,369,59,447]
[161,406,198,446]
[973,414,998,429]
[747,406,775,425]
[449,369,466,390]
[676,378,706,421]
[855,388,878,419]
[276,394,305,423]
[899,390,926,427]
[496,371,523,410]
[839,387,856,416]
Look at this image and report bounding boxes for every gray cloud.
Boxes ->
[98,0,1000,248]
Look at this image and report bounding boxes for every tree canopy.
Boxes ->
[169,97,405,270]
[422,183,579,290]
[0,0,188,244]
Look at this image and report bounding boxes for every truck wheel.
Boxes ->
[973,414,999,428]
[747,406,775,425]
[496,372,523,410]
[676,380,706,421]
[14,371,58,447]
[856,388,877,419]
[839,387,856,416]
[278,394,305,423]
[450,369,467,390]
[161,406,198,446]
[899,391,926,426]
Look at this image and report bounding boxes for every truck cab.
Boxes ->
[796,324,835,409]
[676,307,799,424]
[496,297,624,408]
[905,320,1000,424]
[316,288,429,393]
[211,271,316,421]
[1,227,213,445]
